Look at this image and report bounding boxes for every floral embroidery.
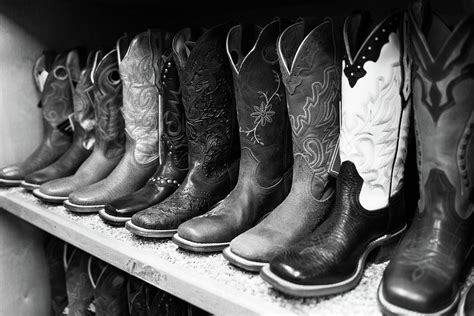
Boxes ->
[240,70,281,145]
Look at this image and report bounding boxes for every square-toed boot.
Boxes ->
[0,51,74,187]
[261,10,411,296]
[64,30,171,213]
[99,36,188,226]
[378,1,474,314]
[126,23,240,238]
[172,18,293,252]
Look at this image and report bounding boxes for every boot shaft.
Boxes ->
[409,0,474,219]
[277,18,341,199]
[172,23,239,178]
[227,18,293,186]
[119,29,173,165]
[92,47,125,159]
[340,11,411,210]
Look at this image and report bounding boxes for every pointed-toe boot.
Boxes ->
[221,18,341,271]
[100,34,189,226]
[261,10,412,296]
[34,47,125,204]
[32,51,99,202]
[64,30,169,213]
[126,24,240,238]
[173,19,293,252]
[0,51,73,188]
[378,2,474,314]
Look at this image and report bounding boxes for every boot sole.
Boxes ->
[98,209,131,226]
[222,247,267,272]
[21,181,40,191]
[63,200,104,213]
[172,233,229,252]
[32,189,68,204]
[0,178,23,187]
[259,225,407,297]
[125,221,176,238]
[377,281,459,315]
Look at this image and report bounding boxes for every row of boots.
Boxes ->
[0,0,472,314]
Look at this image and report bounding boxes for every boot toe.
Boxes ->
[25,171,50,185]
[230,229,283,262]
[0,165,24,180]
[131,210,160,229]
[68,183,107,206]
[39,177,75,197]
[178,216,233,243]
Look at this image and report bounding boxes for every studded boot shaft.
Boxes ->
[127,23,239,237]
[0,51,74,186]
[35,49,125,202]
[100,47,189,225]
[173,19,293,251]
[379,1,474,314]
[65,31,170,213]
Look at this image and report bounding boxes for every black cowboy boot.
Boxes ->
[34,47,126,203]
[126,24,240,238]
[64,30,171,213]
[378,1,474,314]
[99,42,188,226]
[261,10,411,296]
[221,18,341,271]
[32,50,99,201]
[173,18,293,252]
[0,51,73,187]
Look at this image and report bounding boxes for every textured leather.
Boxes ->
[269,161,406,285]
[380,2,474,313]
[176,19,293,245]
[227,18,341,262]
[130,24,240,231]
[102,46,188,219]
[25,51,96,186]
[0,51,74,184]
[39,48,125,198]
[68,31,169,208]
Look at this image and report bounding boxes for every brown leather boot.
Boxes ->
[173,18,293,252]
[64,30,172,213]
[26,50,96,192]
[34,46,126,203]
[0,51,74,187]
[126,23,240,238]
[99,42,188,226]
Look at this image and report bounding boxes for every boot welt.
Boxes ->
[21,181,40,191]
[0,178,23,187]
[125,221,176,238]
[32,189,68,204]
[172,234,229,253]
[63,199,104,213]
[259,226,407,297]
[222,247,267,272]
[377,281,459,316]
[98,209,131,226]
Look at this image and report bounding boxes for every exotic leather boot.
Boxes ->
[261,10,411,296]
[222,18,341,270]
[30,51,98,199]
[64,30,170,213]
[34,47,125,204]
[173,18,293,252]
[99,46,188,226]
[378,1,474,314]
[126,24,240,238]
[0,51,73,187]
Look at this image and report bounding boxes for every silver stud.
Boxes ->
[362,56,366,59]
[167,179,172,183]
[163,74,167,79]
[173,180,178,184]
[368,46,372,50]
[382,29,386,32]
[357,65,361,68]
[350,72,354,76]
[375,37,379,40]
[164,68,168,73]
[167,62,171,67]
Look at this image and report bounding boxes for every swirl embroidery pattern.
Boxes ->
[239,70,281,145]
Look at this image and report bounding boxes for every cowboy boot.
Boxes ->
[126,24,240,238]
[33,47,126,204]
[99,44,188,226]
[172,19,293,252]
[31,50,98,199]
[64,30,171,213]
[0,51,73,187]
[220,18,340,271]
[261,10,411,296]
[378,1,474,314]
